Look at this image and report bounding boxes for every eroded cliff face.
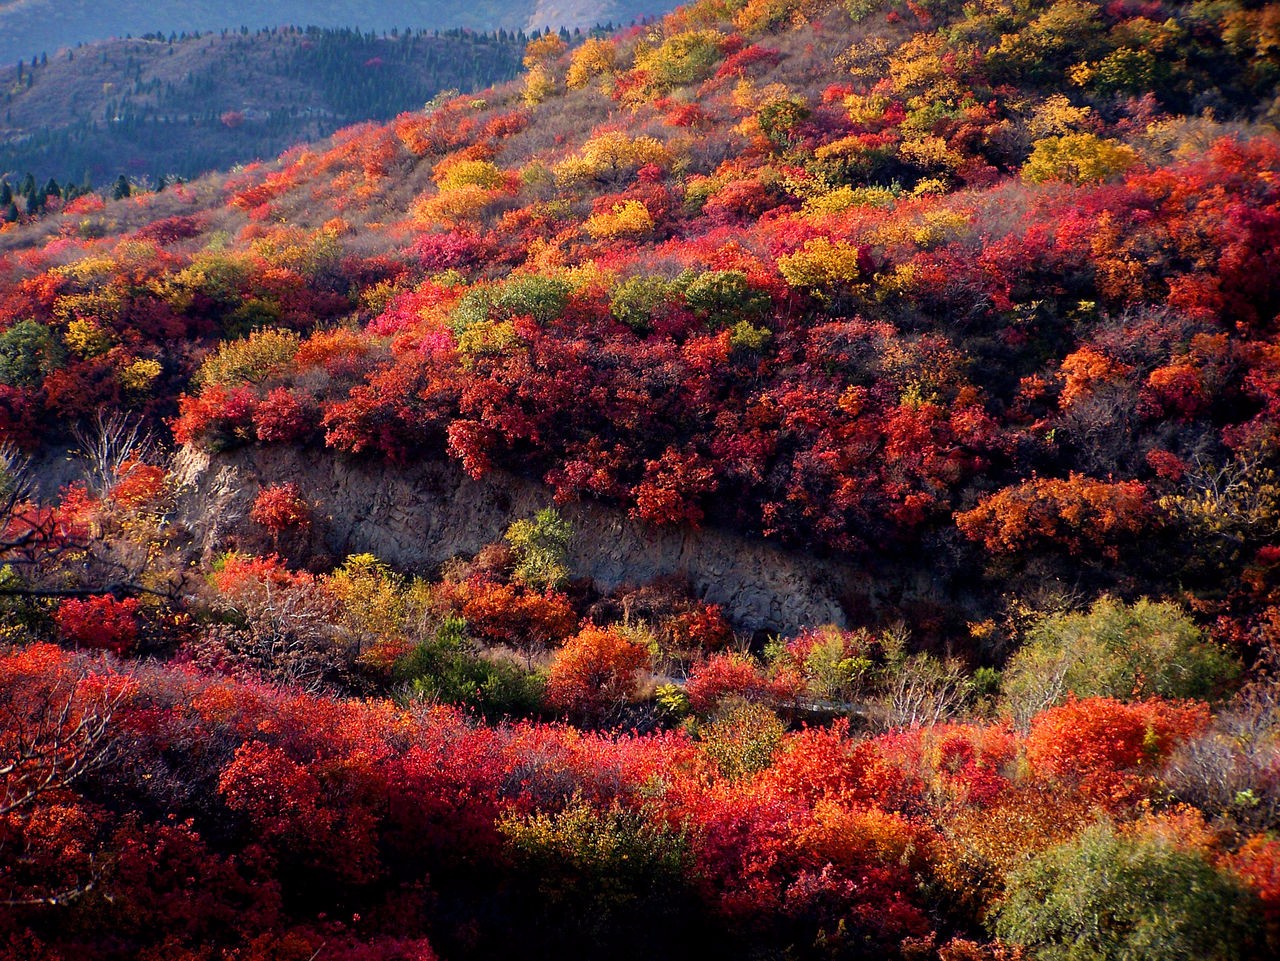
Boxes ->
[173,445,955,635]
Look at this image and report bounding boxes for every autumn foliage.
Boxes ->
[55,596,141,654]
[545,626,651,719]
[2,0,1280,957]
[249,482,312,536]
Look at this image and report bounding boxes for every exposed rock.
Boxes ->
[173,444,961,635]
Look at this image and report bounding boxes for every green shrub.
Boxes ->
[499,796,695,948]
[609,275,682,334]
[505,507,573,590]
[682,269,769,324]
[0,320,63,387]
[994,821,1262,960]
[1001,597,1239,726]
[452,275,572,334]
[396,615,546,721]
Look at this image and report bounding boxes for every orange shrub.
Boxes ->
[545,626,651,719]
[107,459,167,511]
[1025,696,1210,808]
[955,474,1152,559]
[453,576,577,650]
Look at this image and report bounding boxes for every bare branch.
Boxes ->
[0,658,127,819]
[71,410,155,498]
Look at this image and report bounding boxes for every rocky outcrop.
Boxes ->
[173,445,958,635]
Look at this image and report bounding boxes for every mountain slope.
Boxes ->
[0,0,1276,625]
[0,27,527,182]
[0,0,675,65]
[0,4,1279,959]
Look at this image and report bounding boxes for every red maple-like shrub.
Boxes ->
[56,595,141,655]
[249,483,312,536]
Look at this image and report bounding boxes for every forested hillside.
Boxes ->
[2,1,1280,959]
[0,27,529,184]
[0,0,675,65]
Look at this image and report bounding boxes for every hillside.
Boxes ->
[0,0,676,66]
[0,27,529,183]
[1,1,1280,959]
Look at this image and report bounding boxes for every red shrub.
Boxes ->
[249,483,312,536]
[685,653,802,715]
[253,387,317,444]
[56,595,142,655]
[1025,697,1210,807]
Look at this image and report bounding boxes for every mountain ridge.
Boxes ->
[0,0,675,65]
[0,26,528,183]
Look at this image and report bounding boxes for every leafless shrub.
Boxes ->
[867,623,973,730]
[71,410,156,498]
[213,575,349,693]
[0,443,36,544]
[1163,676,1280,829]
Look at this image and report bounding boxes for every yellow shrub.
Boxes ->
[53,256,117,285]
[632,29,723,95]
[52,289,125,326]
[1029,94,1093,138]
[554,133,672,188]
[912,209,972,247]
[1023,133,1139,184]
[411,185,502,226]
[553,260,619,295]
[899,134,963,172]
[566,38,618,89]
[456,318,519,359]
[523,33,567,69]
[734,0,822,34]
[64,318,114,358]
[777,237,864,289]
[434,158,506,192]
[523,65,556,106]
[801,185,898,216]
[584,200,655,240]
[843,92,891,126]
[119,358,163,394]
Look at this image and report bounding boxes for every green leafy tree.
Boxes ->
[1001,598,1239,727]
[505,507,573,590]
[0,320,63,387]
[994,821,1262,960]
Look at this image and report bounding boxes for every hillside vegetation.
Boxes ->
[1,1,1280,959]
[0,26,529,184]
[0,0,675,65]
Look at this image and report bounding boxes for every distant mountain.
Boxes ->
[0,26,528,184]
[0,1,675,65]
